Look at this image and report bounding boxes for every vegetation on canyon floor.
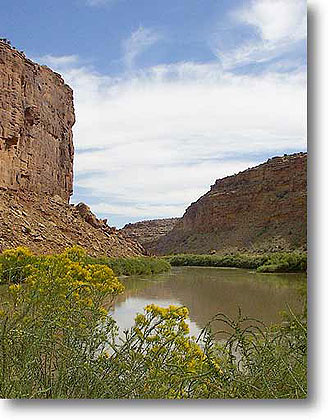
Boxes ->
[0,246,170,285]
[85,255,171,277]
[165,252,307,273]
[0,246,307,399]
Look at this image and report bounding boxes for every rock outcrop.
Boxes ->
[153,153,307,255]
[120,218,180,254]
[0,40,74,202]
[0,41,143,257]
[0,190,144,256]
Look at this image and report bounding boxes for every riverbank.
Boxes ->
[165,251,307,273]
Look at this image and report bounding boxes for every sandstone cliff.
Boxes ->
[153,153,307,255]
[0,41,143,257]
[120,218,180,254]
[0,40,74,202]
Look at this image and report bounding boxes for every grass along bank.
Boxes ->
[165,252,307,273]
[0,246,307,399]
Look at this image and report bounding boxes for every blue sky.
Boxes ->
[1,0,307,227]
[1,0,241,71]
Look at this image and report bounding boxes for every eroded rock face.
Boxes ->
[0,41,74,202]
[153,153,307,255]
[0,190,144,257]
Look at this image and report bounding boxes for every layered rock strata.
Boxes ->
[153,153,307,255]
[0,40,74,202]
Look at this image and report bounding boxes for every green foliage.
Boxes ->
[166,252,307,273]
[61,245,171,276]
[86,255,171,276]
[256,252,307,273]
[0,247,307,399]
[165,253,266,269]
[0,249,123,398]
[201,308,307,398]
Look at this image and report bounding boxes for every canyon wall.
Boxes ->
[0,40,74,202]
[153,153,307,255]
[0,41,143,257]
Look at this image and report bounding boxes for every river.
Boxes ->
[111,266,306,338]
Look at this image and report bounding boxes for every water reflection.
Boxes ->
[111,267,305,336]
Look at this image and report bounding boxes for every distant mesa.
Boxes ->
[121,218,180,254]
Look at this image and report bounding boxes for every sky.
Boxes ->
[1,0,307,227]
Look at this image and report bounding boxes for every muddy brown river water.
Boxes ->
[111,266,306,337]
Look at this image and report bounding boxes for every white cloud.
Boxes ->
[75,158,261,222]
[39,50,306,226]
[218,0,306,70]
[57,62,306,225]
[62,62,306,151]
[85,0,118,6]
[123,26,161,69]
[236,0,306,42]
[41,54,79,67]
[36,1,307,227]
[91,203,184,219]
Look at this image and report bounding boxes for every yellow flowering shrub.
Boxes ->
[62,245,87,262]
[0,246,126,398]
[0,246,35,284]
[0,247,307,399]
[2,246,33,258]
[108,303,227,399]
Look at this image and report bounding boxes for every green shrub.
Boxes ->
[166,252,307,273]
[0,251,123,399]
[257,252,307,273]
[86,255,171,276]
[59,245,171,276]
[202,308,307,398]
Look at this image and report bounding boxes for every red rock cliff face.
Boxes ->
[154,153,307,255]
[0,41,74,202]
